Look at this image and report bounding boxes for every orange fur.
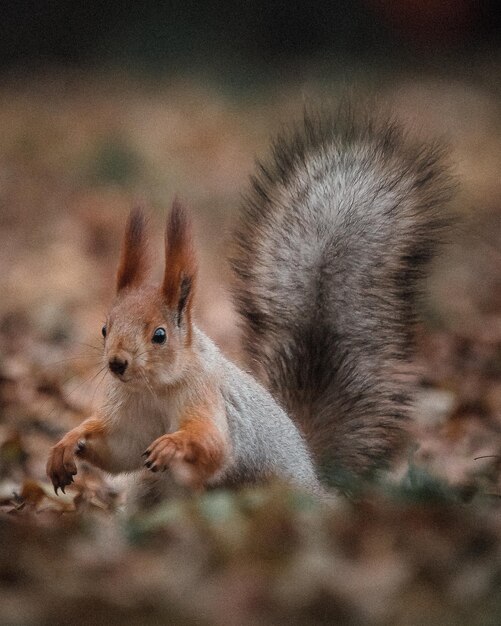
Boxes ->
[116,207,150,292]
[162,199,197,332]
[145,400,227,489]
[46,417,108,493]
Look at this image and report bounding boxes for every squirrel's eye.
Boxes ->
[152,327,166,344]
[102,325,107,338]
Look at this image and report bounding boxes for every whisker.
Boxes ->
[72,341,103,352]
[43,355,103,368]
[141,371,159,405]
[38,364,98,413]
[90,367,109,408]
[42,364,108,420]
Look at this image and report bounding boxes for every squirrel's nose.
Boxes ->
[109,357,128,376]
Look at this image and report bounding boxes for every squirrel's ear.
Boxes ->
[163,198,197,325]
[116,207,150,292]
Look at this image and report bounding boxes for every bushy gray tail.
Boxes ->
[231,105,453,485]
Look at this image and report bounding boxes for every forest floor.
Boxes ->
[1,67,501,625]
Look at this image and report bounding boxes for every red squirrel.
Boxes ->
[47,201,323,497]
[47,105,452,499]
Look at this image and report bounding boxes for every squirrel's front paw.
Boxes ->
[46,437,81,494]
[143,434,183,473]
[143,431,222,489]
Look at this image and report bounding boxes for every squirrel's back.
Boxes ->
[195,328,322,493]
[231,105,453,485]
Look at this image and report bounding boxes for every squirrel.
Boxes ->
[46,105,453,501]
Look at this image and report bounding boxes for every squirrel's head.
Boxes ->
[102,200,197,389]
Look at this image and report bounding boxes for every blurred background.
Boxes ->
[1,0,500,75]
[1,2,501,625]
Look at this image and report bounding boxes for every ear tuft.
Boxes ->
[163,199,197,323]
[116,207,150,292]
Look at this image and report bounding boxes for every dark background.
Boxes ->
[1,0,499,77]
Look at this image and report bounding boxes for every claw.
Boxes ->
[142,450,149,457]
[54,484,59,495]
[76,440,86,455]
[144,461,152,468]
[61,485,66,494]
[150,465,158,473]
